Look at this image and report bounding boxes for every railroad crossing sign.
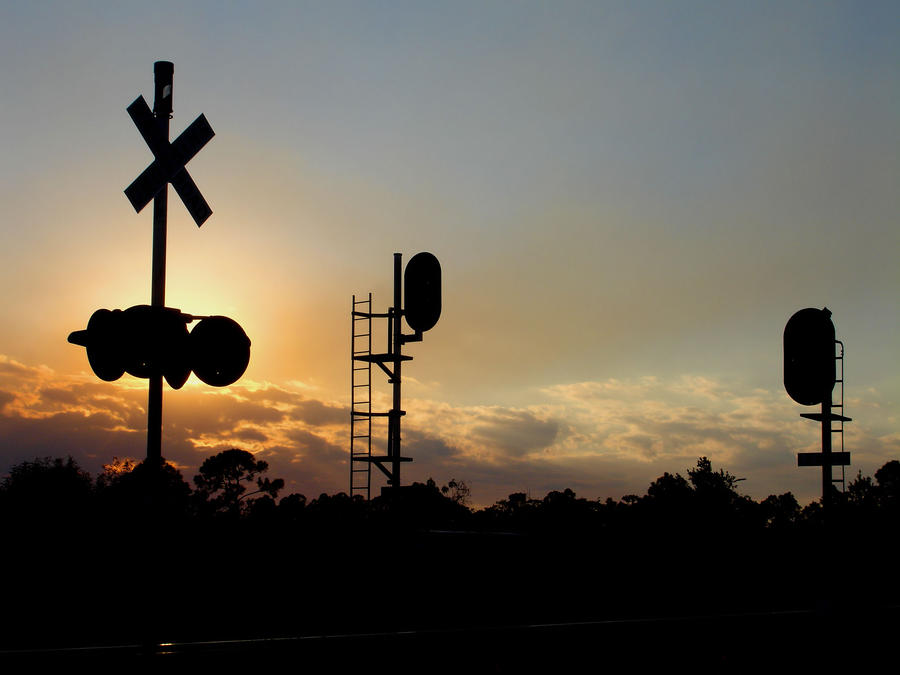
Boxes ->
[70,61,250,469]
[124,92,215,226]
[117,61,236,464]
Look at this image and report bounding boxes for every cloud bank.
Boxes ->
[1,355,897,507]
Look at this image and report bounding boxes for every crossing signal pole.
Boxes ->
[148,61,172,463]
[68,62,250,465]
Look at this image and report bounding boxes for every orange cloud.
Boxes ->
[2,356,897,508]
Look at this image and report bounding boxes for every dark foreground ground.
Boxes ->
[3,608,897,670]
[2,526,897,669]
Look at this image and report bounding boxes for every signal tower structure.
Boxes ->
[350,252,441,499]
[783,307,852,513]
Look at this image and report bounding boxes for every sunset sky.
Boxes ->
[1,1,898,506]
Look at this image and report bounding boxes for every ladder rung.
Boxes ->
[352,435,370,439]
[354,353,412,363]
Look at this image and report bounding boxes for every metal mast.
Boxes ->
[147,61,172,464]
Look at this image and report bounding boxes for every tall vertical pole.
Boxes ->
[390,252,403,486]
[147,61,173,464]
[821,391,832,514]
[388,253,403,487]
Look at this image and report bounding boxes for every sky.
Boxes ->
[1,1,898,507]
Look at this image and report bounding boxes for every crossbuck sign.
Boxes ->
[124,95,215,226]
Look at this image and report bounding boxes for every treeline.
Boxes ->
[2,450,900,652]
[2,450,899,536]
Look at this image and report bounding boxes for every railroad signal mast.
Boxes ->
[68,62,251,463]
[783,307,851,512]
[351,252,441,498]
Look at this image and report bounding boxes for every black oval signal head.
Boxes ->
[68,308,126,382]
[70,306,190,386]
[121,305,156,378]
[119,306,190,387]
[784,307,836,406]
[160,308,191,390]
[189,316,251,387]
[404,252,441,333]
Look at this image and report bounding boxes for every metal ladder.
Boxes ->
[832,340,847,491]
[350,294,373,500]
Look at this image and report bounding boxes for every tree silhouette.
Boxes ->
[874,460,900,512]
[95,456,138,490]
[759,492,801,529]
[687,456,744,495]
[275,492,308,527]
[687,456,761,529]
[845,471,878,509]
[193,448,284,516]
[441,478,471,506]
[642,471,694,530]
[96,456,192,522]
[0,456,93,525]
[646,471,692,507]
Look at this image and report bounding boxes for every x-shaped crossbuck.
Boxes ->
[124,95,215,227]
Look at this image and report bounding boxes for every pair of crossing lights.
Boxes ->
[68,307,249,389]
[69,62,250,392]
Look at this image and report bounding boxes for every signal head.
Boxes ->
[120,305,191,389]
[71,306,248,389]
[68,308,126,382]
[404,251,441,333]
[783,307,836,406]
[190,316,251,387]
